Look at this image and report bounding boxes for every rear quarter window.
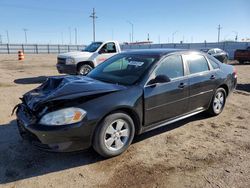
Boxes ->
[208,57,220,69]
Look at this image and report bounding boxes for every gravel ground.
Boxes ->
[0,54,249,188]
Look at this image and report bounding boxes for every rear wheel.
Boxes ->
[207,88,226,116]
[93,112,135,157]
[77,64,93,75]
[223,56,228,64]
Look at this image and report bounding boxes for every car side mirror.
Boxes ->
[208,52,211,55]
[148,75,171,86]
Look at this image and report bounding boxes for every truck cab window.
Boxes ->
[99,42,117,54]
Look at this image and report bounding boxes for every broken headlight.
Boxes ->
[39,107,86,126]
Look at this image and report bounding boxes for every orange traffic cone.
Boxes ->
[18,50,24,61]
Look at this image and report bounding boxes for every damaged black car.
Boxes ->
[16,49,237,157]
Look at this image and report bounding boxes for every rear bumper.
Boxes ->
[56,64,77,75]
[16,105,94,152]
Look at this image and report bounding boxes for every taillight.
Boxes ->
[233,67,237,78]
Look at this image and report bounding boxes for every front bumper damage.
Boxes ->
[16,104,94,152]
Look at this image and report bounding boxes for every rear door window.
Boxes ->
[184,54,209,74]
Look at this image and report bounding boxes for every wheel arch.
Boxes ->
[218,84,229,96]
[76,61,94,71]
[91,107,141,144]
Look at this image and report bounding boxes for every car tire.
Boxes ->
[223,56,228,64]
[77,64,93,75]
[93,112,135,158]
[207,88,226,116]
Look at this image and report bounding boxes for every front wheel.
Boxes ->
[207,88,226,116]
[93,112,135,158]
[77,64,93,75]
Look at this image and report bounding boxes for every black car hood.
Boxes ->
[23,76,126,111]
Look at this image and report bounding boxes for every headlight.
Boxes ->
[66,57,75,65]
[39,107,86,126]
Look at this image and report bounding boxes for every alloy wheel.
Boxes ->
[213,91,224,114]
[79,65,92,75]
[104,119,130,151]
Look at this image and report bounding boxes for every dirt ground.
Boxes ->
[0,54,249,188]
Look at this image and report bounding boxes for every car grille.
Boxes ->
[57,57,66,64]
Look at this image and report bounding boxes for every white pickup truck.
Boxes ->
[56,41,121,75]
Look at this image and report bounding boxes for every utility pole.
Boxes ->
[75,28,78,45]
[61,32,64,45]
[69,27,72,44]
[158,35,161,44]
[127,21,134,43]
[0,35,2,44]
[172,31,178,43]
[233,31,238,42]
[90,8,97,42]
[23,28,28,44]
[147,33,150,42]
[6,30,9,43]
[217,24,222,43]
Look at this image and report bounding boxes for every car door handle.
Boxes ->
[210,75,216,79]
[178,82,186,89]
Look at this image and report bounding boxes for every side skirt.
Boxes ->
[140,108,206,134]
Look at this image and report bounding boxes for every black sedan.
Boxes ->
[16,49,237,157]
[201,48,229,63]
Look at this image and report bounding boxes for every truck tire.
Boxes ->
[77,64,93,75]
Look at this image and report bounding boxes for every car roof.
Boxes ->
[122,48,192,56]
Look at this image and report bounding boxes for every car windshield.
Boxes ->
[82,42,103,52]
[87,53,159,85]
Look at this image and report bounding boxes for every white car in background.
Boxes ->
[57,41,121,75]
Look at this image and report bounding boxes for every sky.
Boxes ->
[0,0,249,44]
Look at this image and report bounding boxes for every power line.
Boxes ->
[89,8,97,42]
[217,24,222,43]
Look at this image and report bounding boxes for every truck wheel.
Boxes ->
[93,112,135,158]
[78,64,93,75]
